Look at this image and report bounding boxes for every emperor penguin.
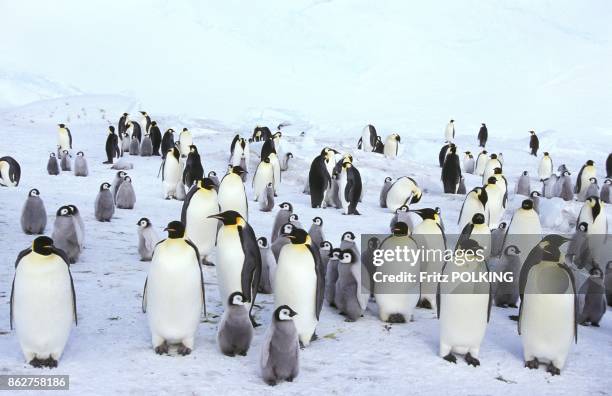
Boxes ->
[104,126,120,164]
[259,183,275,212]
[139,111,151,134]
[493,245,522,307]
[389,205,414,232]
[457,213,492,259]
[463,151,475,174]
[260,305,300,386]
[271,202,293,243]
[538,152,553,180]
[208,170,220,191]
[373,135,385,153]
[578,267,606,326]
[502,199,542,267]
[379,177,393,208]
[308,217,325,248]
[21,189,47,234]
[218,166,248,220]
[94,182,114,222]
[484,177,504,227]
[530,191,542,214]
[444,119,455,141]
[210,211,261,325]
[575,160,597,201]
[230,134,250,171]
[359,124,377,151]
[253,156,275,201]
[52,206,81,263]
[482,154,502,184]
[308,147,337,208]
[374,222,421,322]
[529,130,539,156]
[57,123,72,151]
[217,292,254,356]
[274,228,324,346]
[161,129,175,158]
[288,213,303,230]
[474,150,488,176]
[116,176,136,209]
[66,205,84,249]
[383,134,401,158]
[490,222,507,257]
[335,249,368,321]
[73,151,88,177]
[280,152,293,171]
[47,153,60,175]
[129,136,140,155]
[137,218,160,261]
[257,237,277,294]
[120,132,130,154]
[11,236,77,367]
[438,239,491,366]
[143,221,206,355]
[385,176,423,211]
[600,178,611,203]
[412,208,447,309]
[179,127,193,157]
[272,223,294,262]
[149,121,162,156]
[565,222,588,267]
[325,248,341,307]
[118,113,129,136]
[515,171,531,196]
[518,235,576,375]
[338,161,362,215]
[319,241,333,272]
[161,147,182,199]
[584,178,599,200]
[438,142,453,167]
[458,187,489,229]
[183,145,204,188]
[60,150,72,171]
[477,123,488,147]
[252,125,272,142]
[111,170,127,203]
[140,134,153,156]
[577,197,608,261]
[181,178,219,265]
[441,146,462,193]
[127,120,142,142]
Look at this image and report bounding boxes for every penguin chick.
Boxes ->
[578,267,606,327]
[217,292,254,357]
[334,249,367,321]
[129,136,140,155]
[140,134,153,156]
[94,182,115,222]
[21,188,47,234]
[325,248,342,307]
[260,305,299,386]
[52,206,81,263]
[60,150,72,171]
[257,237,277,294]
[308,217,325,248]
[73,151,88,177]
[490,222,507,257]
[116,176,136,209]
[137,217,159,261]
[515,171,530,196]
[259,183,275,212]
[47,153,60,175]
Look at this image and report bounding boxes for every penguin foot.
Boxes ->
[310,333,318,342]
[465,353,480,367]
[154,342,169,355]
[592,323,600,327]
[265,379,277,386]
[238,351,248,357]
[525,358,539,369]
[443,353,457,364]
[546,363,560,376]
[387,313,406,323]
[329,302,337,308]
[496,303,508,308]
[202,259,215,266]
[44,358,58,368]
[580,321,589,327]
[29,358,44,368]
[286,376,294,382]
[508,315,519,322]
[103,161,112,164]
[177,344,192,356]
[299,341,305,349]
[509,304,518,308]
[344,318,356,323]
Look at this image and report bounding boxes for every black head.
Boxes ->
[530,191,541,198]
[100,182,111,191]
[140,111,146,115]
[182,127,188,132]
[521,199,534,210]
[197,178,216,190]
[137,217,151,227]
[49,152,56,158]
[123,176,132,183]
[262,156,271,163]
[320,240,332,250]
[543,152,549,156]
[164,221,185,239]
[280,223,294,237]
[274,305,297,321]
[279,202,293,211]
[529,130,535,135]
[58,123,66,128]
[472,213,485,225]
[590,267,603,278]
[208,170,217,178]
[208,210,245,226]
[231,166,246,176]
[257,237,268,248]
[504,245,521,256]
[450,119,454,123]
[189,145,198,154]
[122,112,128,117]
[412,208,437,221]
[312,217,323,226]
[539,235,570,261]
[228,291,246,306]
[487,177,497,185]
[490,153,497,160]
[56,205,72,216]
[498,222,507,230]
[522,170,528,176]
[340,249,356,264]
[28,188,40,197]
[392,222,409,236]
[367,237,379,249]
[32,236,55,256]
[288,228,310,245]
[394,134,401,142]
[397,205,409,213]
[586,160,594,166]
[151,121,157,126]
[116,170,127,178]
[342,231,355,242]
[493,167,503,175]
[330,248,342,259]
[384,176,392,183]
[109,125,115,133]
[289,213,299,222]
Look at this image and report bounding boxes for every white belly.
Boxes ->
[0,162,13,186]
[253,164,274,200]
[58,130,70,150]
[339,174,348,212]
[538,159,552,180]
[384,140,397,158]
[179,133,192,156]
[475,156,487,175]
[185,192,218,257]
[163,158,181,196]
[147,241,202,343]
[274,245,318,345]
[216,227,249,309]
[13,255,74,361]
[269,154,281,192]
[505,214,541,264]
[486,187,504,227]
[458,197,487,229]
[219,175,248,220]
[386,179,415,211]
[439,293,489,356]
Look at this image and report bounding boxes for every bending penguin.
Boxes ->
[383,134,401,159]
[358,124,377,151]
[385,176,423,212]
[0,156,21,187]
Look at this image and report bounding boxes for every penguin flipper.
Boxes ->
[558,263,579,343]
[238,224,262,305]
[142,277,148,313]
[184,239,206,316]
[180,186,199,224]
[50,246,77,325]
[517,245,543,334]
[308,243,325,320]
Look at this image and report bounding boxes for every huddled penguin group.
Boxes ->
[2,112,610,386]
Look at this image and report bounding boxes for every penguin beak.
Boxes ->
[287,235,296,240]
[290,310,298,317]
[207,214,223,220]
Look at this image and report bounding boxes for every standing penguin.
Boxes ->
[445,119,455,141]
[129,136,140,156]
[385,176,423,211]
[308,217,325,248]
[518,235,576,375]
[127,121,142,142]
[438,239,491,366]
[60,150,72,171]
[21,189,47,234]
[529,130,539,156]
[218,166,248,220]
[140,134,153,156]
[137,218,159,261]
[118,113,129,136]
[319,241,333,271]
[116,176,136,209]
[530,191,542,214]
[260,305,300,386]
[515,171,531,196]
[439,142,453,167]
[383,134,401,159]
[325,248,341,307]
[139,111,152,134]
[259,183,275,212]
[253,156,275,201]
[210,211,261,325]
[379,177,393,208]
[484,177,504,227]
[482,154,502,185]
[229,134,249,170]
[274,228,324,346]
[442,146,462,193]
[578,267,606,326]
[57,123,72,151]
[538,152,553,180]
[271,202,292,243]
[104,126,121,164]
[217,292,254,356]
[120,132,130,154]
[335,249,368,321]
[600,179,611,203]
[257,237,277,294]
[73,151,88,177]
[161,147,181,199]
[358,124,377,151]
[280,152,293,171]
[474,150,488,176]
[490,222,507,257]
[143,221,206,355]
[111,170,127,203]
[477,123,488,147]
[47,153,60,175]
[149,121,162,156]
[584,178,599,200]
[457,187,489,229]
[11,236,77,367]
[94,182,114,222]
[389,205,414,232]
[456,213,492,259]
[308,147,337,208]
[179,128,193,158]
[161,129,175,159]
[181,178,219,265]
[558,171,574,201]
[51,206,81,263]
[493,245,522,307]
[338,161,363,215]
[502,199,542,267]
[272,223,294,262]
[183,145,204,188]
[463,151,475,174]
[66,205,84,250]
